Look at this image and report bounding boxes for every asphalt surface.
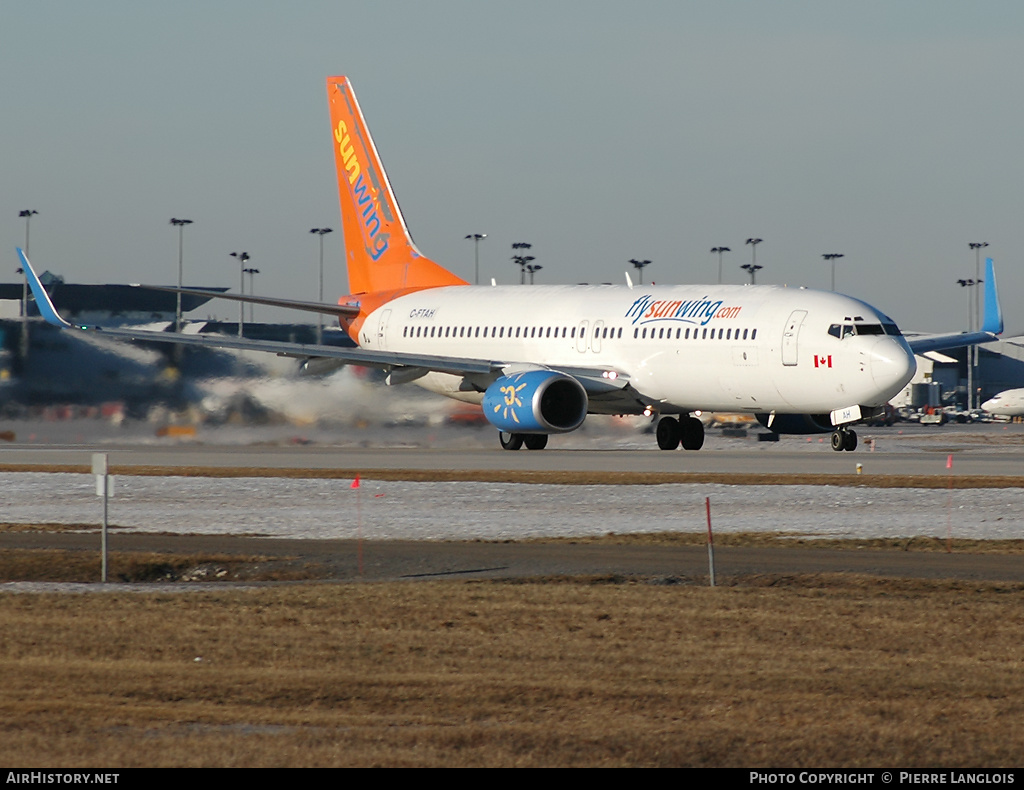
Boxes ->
[4,530,1024,585]
[3,421,1024,478]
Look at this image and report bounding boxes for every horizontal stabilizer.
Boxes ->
[138,285,361,319]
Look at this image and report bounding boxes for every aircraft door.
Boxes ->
[591,320,605,353]
[782,310,806,366]
[576,320,589,353]
[377,309,391,350]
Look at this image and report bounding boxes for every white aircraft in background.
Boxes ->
[17,75,1005,453]
[982,389,1024,417]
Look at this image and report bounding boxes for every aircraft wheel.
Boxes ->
[681,416,705,451]
[843,429,858,452]
[830,430,845,452]
[656,417,680,450]
[524,434,549,451]
[499,431,524,451]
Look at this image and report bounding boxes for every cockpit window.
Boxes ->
[829,322,899,339]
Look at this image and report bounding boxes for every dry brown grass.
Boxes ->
[2,575,1023,767]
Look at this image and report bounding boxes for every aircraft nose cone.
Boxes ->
[869,338,916,397]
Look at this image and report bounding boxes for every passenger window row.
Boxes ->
[399,324,760,342]
[632,326,757,341]
[401,325,627,340]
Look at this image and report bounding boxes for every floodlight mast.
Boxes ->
[230,251,250,336]
[170,218,193,332]
[465,233,487,285]
[311,228,333,343]
[710,247,730,285]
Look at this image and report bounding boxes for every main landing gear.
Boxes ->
[656,416,705,451]
[499,431,548,451]
[830,427,858,452]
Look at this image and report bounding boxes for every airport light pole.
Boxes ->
[465,233,486,285]
[957,278,978,410]
[745,238,762,272]
[512,242,532,285]
[310,227,333,343]
[710,246,730,285]
[512,255,534,284]
[230,251,249,336]
[18,209,39,317]
[17,209,38,359]
[243,267,260,323]
[629,259,651,285]
[968,243,988,331]
[822,253,844,292]
[968,242,989,410]
[170,218,193,332]
[741,263,763,284]
[19,209,38,256]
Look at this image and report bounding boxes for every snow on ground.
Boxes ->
[2,473,1020,541]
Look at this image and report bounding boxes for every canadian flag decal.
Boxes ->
[814,355,833,368]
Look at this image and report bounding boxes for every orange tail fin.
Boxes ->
[327,76,466,297]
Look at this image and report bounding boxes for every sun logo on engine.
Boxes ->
[494,381,528,424]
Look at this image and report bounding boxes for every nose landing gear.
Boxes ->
[830,427,858,452]
[499,431,549,450]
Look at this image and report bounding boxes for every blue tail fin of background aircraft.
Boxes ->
[982,257,1003,334]
[906,256,1003,355]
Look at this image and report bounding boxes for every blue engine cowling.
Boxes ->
[482,371,588,434]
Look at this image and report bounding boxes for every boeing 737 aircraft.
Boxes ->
[17,75,1005,452]
[982,389,1024,417]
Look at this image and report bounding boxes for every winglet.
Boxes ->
[16,248,73,328]
[982,257,1003,335]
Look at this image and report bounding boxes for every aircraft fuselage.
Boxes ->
[358,282,916,417]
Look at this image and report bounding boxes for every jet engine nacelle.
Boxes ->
[755,413,833,435]
[482,370,588,434]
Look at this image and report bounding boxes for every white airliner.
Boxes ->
[982,389,1024,417]
[16,75,1005,453]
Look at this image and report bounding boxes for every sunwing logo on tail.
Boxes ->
[335,120,390,261]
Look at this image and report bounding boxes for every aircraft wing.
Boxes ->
[138,284,361,319]
[17,248,633,394]
[906,257,1004,355]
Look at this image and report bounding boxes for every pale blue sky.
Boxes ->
[3,1,1022,331]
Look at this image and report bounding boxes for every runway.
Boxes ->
[3,421,1024,478]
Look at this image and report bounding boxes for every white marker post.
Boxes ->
[92,453,113,582]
